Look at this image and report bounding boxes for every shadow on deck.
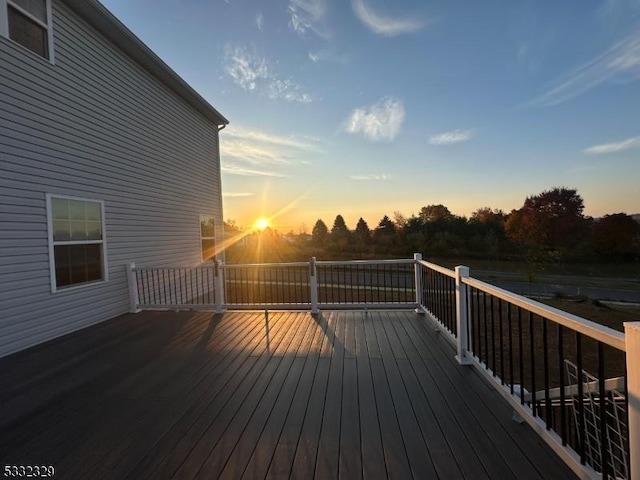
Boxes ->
[0,310,578,479]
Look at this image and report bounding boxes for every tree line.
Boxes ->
[305,187,640,262]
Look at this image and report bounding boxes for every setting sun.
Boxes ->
[255,217,270,231]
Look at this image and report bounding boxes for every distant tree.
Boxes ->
[393,211,408,229]
[331,214,349,236]
[505,187,588,253]
[419,204,454,223]
[354,217,371,245]
[312,219,329,245]
[330,214,351,248]
[373,216,396,251]
[590,213,640,258]
[470,207,505,225]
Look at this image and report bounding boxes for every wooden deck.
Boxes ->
[0,310,578,479]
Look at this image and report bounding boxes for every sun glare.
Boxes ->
[255,217,270,231]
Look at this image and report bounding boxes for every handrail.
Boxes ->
[223,261,310,268]
[317,258,414,266]
[463,276,626,352]
[417,259,455,277]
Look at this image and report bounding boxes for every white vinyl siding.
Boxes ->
[0,0,224,357]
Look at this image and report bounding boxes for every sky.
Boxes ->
[100,0,640,233]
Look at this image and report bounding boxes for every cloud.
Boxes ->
[221,164,289,178]
[308,50,348,64]
[223,192,255,198]
[220,126,324,178]
[351,0,426,36]
[350,174,391,180]
[255,12,263,31]
[224,127,325,153]
[288,0,329,38]
[345,97,405,142]
[428,129,473,145]
[583,136,640,154]
[524,30,640,107]
[224,45,313,103]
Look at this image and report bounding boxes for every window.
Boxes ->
[1,0,53,60]
[200,215,216,261]
[46,195,107,292]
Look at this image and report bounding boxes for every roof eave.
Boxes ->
[60,0,229,126]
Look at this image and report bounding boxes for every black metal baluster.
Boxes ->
[499,298,504,384]
[490,296,496,376]
[598,342,608,478]
[508,302,514,394]
[558,324,567,445]
[576,333,586,464]
[543,317,551,429]
[518,307,524,405]
[530,312,537,417]
[483,291,488,367]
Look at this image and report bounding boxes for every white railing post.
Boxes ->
[414,253,425,313]
[625,322,640,480]
[310,257,319,314]
[214,260,226,313]
[455,265,471,365]
[126,262,141,313]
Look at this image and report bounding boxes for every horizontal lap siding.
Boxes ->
[0,1,224,357]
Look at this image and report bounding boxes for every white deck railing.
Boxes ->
[126,256,638,480]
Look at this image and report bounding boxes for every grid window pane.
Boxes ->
[69,199,85,220]
[54,244,103,287]
[53,219,70,241]
[86,221,102,240]
[11,0,47,23]
[200,216,215,238]
[51,197,68,220]
[8,6,47,58]
[85,202,101,222]
[202,239,216,260]
[69,220,87,241]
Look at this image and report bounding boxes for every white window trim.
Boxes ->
[46,193,108,293]
[200,214,216,263]
[0,0,55,63]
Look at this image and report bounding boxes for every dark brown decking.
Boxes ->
[0,310,578,479]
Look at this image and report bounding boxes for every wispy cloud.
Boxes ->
[224,45,313,103]
[221,165,289,178]
[223,192,255,198]
[351,0,426,36]
[288,0,329,38]
[350,174,391,181]
[429,129,473,145]
[345,97,405,142]
[224,127,325,153]
[255,12,263,31]
[308,50,348,64]
[524,30,640,107]
[221,126,324,178]
[583,136,640,154]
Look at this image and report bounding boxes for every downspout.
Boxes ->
[216,123,227,265]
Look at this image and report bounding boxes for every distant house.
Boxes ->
[0,0,228,357]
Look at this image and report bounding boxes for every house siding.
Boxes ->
[0,1,224,357]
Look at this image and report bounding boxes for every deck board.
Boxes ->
[0,310,578,479]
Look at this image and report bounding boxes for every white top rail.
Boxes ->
[134,265,216,272]
[224,261,310,268]
[463,276,626,352]
[417,260,456,278]
[317,259,414,266]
